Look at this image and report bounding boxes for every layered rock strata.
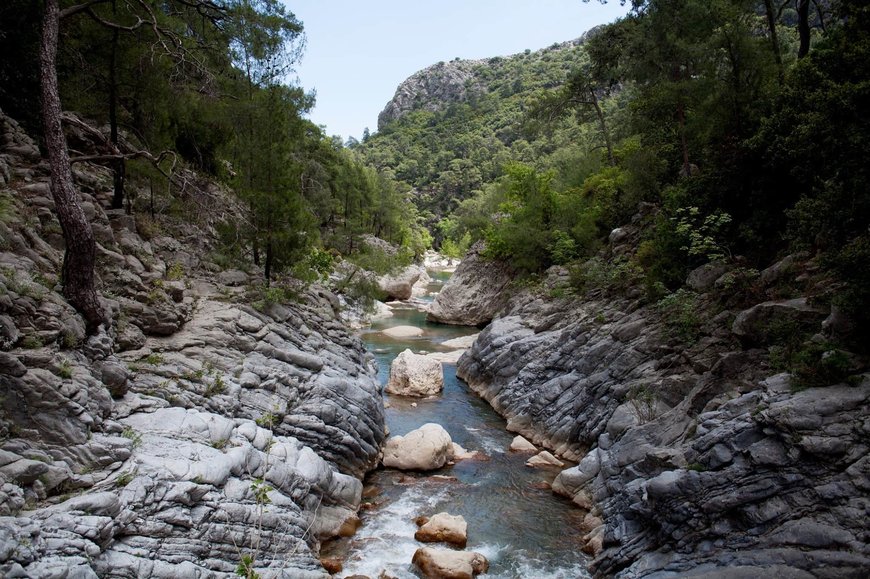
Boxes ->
[455,237,869,576]
[0,109,385,577]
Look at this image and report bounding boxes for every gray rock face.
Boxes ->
[0,108,385,577]
[426,242,515,326]
[732,298,827,345]
[456,262,869,577]
[378,60,484,130]
[378,264,424,301]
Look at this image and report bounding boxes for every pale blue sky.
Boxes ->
[286,1,629,141]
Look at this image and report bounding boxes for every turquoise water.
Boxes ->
[333,273,591,579]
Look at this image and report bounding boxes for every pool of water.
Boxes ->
[331,271,590,579]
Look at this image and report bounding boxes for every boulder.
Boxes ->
[216,269,249,286]
[386,349,444,397]
[509,435,537,452]
[415,512,468,547]
[732,298,827,345]
[686,261,730,291]
[100,360,130,398]
[382,423,454,471]
[525,451,565,468]
[379,264,424,301]
[411,547,488,579]
[381,325,424,339]
[427,242,514,326]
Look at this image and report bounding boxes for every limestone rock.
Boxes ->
[216,269,249,286]
[427,242,515,326]
[415,512,468,547]
[411,547,488,579]
[732,298,828,345]
[509,435,537,452]
[378,264,424,301]
[381,325,424,339]
[525,451,564,468]
[386,349,444,397]
[382,423,454,471]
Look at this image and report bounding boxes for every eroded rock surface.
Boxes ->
[0,109,385,577]
[426,242,515,326]
[456,243,870,576]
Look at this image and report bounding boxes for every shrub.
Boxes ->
[657,289,702,342]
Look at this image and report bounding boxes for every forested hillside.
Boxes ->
[0,0,429,301]
[363,0,870,354]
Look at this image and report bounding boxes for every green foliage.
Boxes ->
[627,385,657,423]
[205,375,227,397]
[21,335,44,350]
[115,470,135,487]
[569,256,644,296]
[143,353,164,366]
[57,360,73,380]
[672,207,733,262]
[290,247,335,284]
[166,263,185,281]
[657,289,703,342]
[826,235,870,352]
[121,426,142,449]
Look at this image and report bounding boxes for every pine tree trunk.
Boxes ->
[763,0,784,81]
[797,0,811,59]
[40,0,104,332]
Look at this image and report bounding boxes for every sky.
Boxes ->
[286,1,630,142]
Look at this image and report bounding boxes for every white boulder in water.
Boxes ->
[509,435,537,452]
[415,512,468,547]
[526,450,565,468]
[381,325,424,338]
[412,547,489,579]
[382,423,454,471]
[386,349,444,397]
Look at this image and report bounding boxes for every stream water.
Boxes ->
[332,270,591,579]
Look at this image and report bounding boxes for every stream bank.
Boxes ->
[327,271,591,579]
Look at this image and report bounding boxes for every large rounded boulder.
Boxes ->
[412,547,489,579]
[386,349,444,397]
[382,423,454,471]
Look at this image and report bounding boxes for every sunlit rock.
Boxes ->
[386,349,444,397]
[411,547,488,579]
[382,423,454,471]
[415,512,468,547]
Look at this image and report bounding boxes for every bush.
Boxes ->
[657,289,702,342]
[569,256,644,296]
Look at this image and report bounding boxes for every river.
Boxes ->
[330,270,591,579]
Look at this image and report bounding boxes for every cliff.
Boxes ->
[447,220,870,577]
[0,110,385,576]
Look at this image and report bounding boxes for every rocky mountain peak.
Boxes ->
[376,35,592,131]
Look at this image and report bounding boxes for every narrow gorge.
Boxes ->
[2,1,869,578]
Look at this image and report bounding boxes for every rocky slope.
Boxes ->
[376,37,586,130]
[0,110,385,577]
[446,221,870,576]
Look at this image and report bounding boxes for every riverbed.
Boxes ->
[333,271,591,579]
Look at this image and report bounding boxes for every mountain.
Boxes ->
[358,30,611,223]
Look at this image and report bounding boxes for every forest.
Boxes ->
[0,0,430,329]
[1,0,867,347]
[358,0,869,354]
